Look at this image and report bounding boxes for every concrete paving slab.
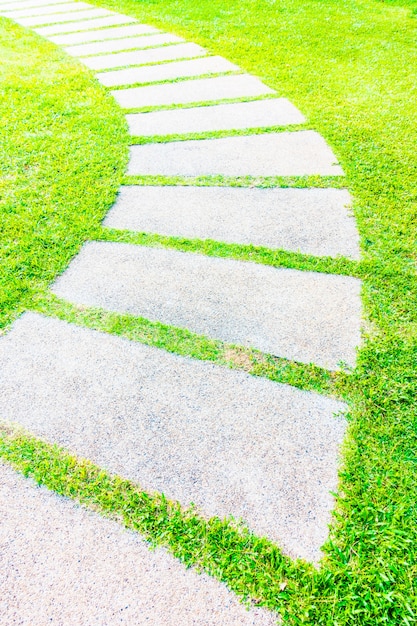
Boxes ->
[97,55,239,87]
[126,98,304,136]
[82,42,207,70]
[64,33,184,57]
[104,186,360,259]
[34,14,136,35]
[16,7,113,26]
[51,242,361,368]
[48,23,159,45]
[112,75,274,109]
[0,0,71,10]
[128,131,344,176]
[2,1,92,17]
[0,312,348,561]
[0,463,277,625]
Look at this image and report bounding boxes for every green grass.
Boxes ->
[1,0,417,623]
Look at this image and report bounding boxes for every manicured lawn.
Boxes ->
[1,1,417,624]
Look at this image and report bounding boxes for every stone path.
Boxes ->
[0,0,362,622]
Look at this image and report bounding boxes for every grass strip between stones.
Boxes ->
[122,174,348,189]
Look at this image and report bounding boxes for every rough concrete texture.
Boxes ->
[48,23,159,45]
[52,242,361,369]
[126,98,304,136]
[34,14,136,36]
[104,186,360,259]
[128,131,344,176]
[81,42,207,71]
[2,2,93,17]
[112,75,274,109]
[0,463,278,625]
[16,7,113,26]
[0,313,348,561]
[97,55,239,87]
[64,33,184,57]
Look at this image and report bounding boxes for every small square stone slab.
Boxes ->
[51,242,361,369]
[96,56,239,87]
[47,23,159,45]
[126,98,303,136]
[112,75,274,109]
[0,312,348,562]
[81,42,207,71]
[34,14,136,36]
[16,7,113,26]
[64,33,184,57]
[104,186,360,259]
[128,131,344,176]
[2,2,92,17]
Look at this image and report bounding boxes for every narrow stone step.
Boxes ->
[104,186,360,259]
[0,463,276,625]
[97,56,239,87]
[112,75,274,109]
[0,312,348,562]
[81,42,207,71]
[47,23,160,45]
[16,7,113,26]
[51,242,361,369]
[64,32,183,57]
[126,99,304,136]
[1,1,92,16]
[128,131,344,176]
[34,14,136,36]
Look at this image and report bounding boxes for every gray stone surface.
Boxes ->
[112,75,274,110]
[97,55,239,87]
[128,131,344,176]
[2,1,92,17]
[34,14,136,35]
[0,0,71,10]
[0,463,277,625]
[0,313,348,561]
[81,42,207,71]
[52,242,361,368]
[104,186,360,259]
[64,33,184,57]
[126,98,304,136]
[16,7,113,26]
[48,23,159,45]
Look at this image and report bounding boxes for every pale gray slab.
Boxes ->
[82,42,207,71]
[0,0,71,10]
[16,7,113,26]
[52,242,361,368]
[126,99,304,136]
[0,464,277,625]
[2,1,92,16]
[34,14,136,35]
[0,312,348,561]
[48,23,159,45]
[104,186,360,259]
[128,131,344,177]
[64,33,183,57]
[97,56,239,88]
[112,75,274,109]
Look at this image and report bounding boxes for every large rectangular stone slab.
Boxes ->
[104,186,360,259]
[52,242,361,368]
[16,7,113,26]
[97,56,239,87]
[47,23,159,45]
[126,99,304,136]
[112,75,274,109]
[0,312,348,562]
[81,42,207,71]
[0,464,275,625]
[64,33,184,57]
[0,0,71,10]
[2,1,92,16]
[128,131,344,176]
[34,14,136,35]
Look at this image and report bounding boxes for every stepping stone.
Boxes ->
[34,14,136,36]
[126,99,304,136]
[64,33,184,57]
[47,23,159,45]
[0,312,348,562]
[16,8,113,26]
[51,242,361,369]
[0,463,276,625]
[2,1,93,17]
[0,0,71,9]
[128,131,344,176]
[81,42,207,71]
[112,75,274,110]
[97,56,239,88]
[104,186,360,259]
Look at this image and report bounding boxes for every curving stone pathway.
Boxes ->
[0,0,362,622]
